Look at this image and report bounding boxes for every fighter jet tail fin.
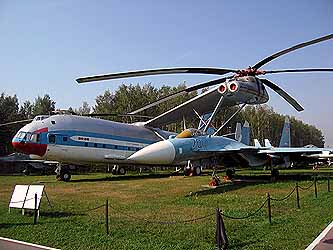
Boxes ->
[235,122,242,142]
[264,139,272,148]
[240,121,250,145]
[279,117,291,147]
[254,139,262,148]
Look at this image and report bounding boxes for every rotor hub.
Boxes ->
[236,67,265,77]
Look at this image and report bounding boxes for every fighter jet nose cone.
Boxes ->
[128,140,175,164]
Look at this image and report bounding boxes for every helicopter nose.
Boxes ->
[127,140,176,164]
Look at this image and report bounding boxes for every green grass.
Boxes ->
[0,170,333,249]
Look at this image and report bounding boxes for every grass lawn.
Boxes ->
[0,169,332,249]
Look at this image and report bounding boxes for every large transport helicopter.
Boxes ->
[5,34,333,181]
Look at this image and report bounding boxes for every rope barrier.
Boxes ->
[46,203,106,215]
[298,182,314,190]
[72,204,105,214]
[220,199,268,220]
[108,203,214,224]
[270,187,296,202]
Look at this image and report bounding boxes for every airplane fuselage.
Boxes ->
[12,115,173,165]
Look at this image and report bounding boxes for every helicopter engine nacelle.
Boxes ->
[217,76,269,105]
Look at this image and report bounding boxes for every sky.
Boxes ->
[1,0,333,145]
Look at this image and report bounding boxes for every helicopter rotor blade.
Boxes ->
[129,76,231,114]
[253,34,333,70]
[76,68,237,83]
[260,78,304,112]
[83,113,153,119]
[0,119,33,127]
[264,68,333,74]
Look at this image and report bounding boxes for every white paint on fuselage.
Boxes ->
[45,144,135,164]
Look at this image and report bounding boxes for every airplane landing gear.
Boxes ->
[192,166,202,176]
[225,168,235,179]
[55,164,71,182]
[184,160,203,176]
[111,165,127,175]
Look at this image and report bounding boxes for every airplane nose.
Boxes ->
[12,137,25,152]
[128,140,176,164]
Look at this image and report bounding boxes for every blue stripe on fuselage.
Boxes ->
[14,129,159,153]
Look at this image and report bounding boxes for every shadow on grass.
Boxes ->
[231,239,258,249]
[0,222,34,228]
[40,211,82,217]
[193,181,264,196]
[193,173,331,196]
[70,172,183,183]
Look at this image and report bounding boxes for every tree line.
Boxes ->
[0,83,324,156]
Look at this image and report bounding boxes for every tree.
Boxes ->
[75,101,91,115]
[32,94,56,116]
[0,93,20,156]
[19,100,34,119]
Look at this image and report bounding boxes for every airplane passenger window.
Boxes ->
[49,134,56,143]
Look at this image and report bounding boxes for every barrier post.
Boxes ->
[105,199,109,235]
[267,193,272,224]
[34,193,38,224]
[314,177,318,198]
[328,178,330,192]
[216,208,228,250]
[296,183,300,209]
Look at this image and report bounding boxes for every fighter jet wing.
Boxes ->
[195,146,259,153]
[258,147,333,155]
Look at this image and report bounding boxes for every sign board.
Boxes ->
[9,185,44,210]
[23,185,44,210]
[9,185,29,209]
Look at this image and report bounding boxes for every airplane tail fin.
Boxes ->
[279,117,291,147]
[254,139,262,148]
[264,139,272,148]
[240,121,250,145]
[235,122,242,142]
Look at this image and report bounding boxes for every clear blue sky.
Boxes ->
[1,1,333,145]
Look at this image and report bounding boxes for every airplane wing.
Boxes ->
[196,147,259,153]
[143,86,236,127]
[0,153,58,164]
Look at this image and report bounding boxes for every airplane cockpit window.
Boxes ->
[176,128,205,138]
[33,116,48,121]
[30,133,40,143]
[17,132,26,139]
